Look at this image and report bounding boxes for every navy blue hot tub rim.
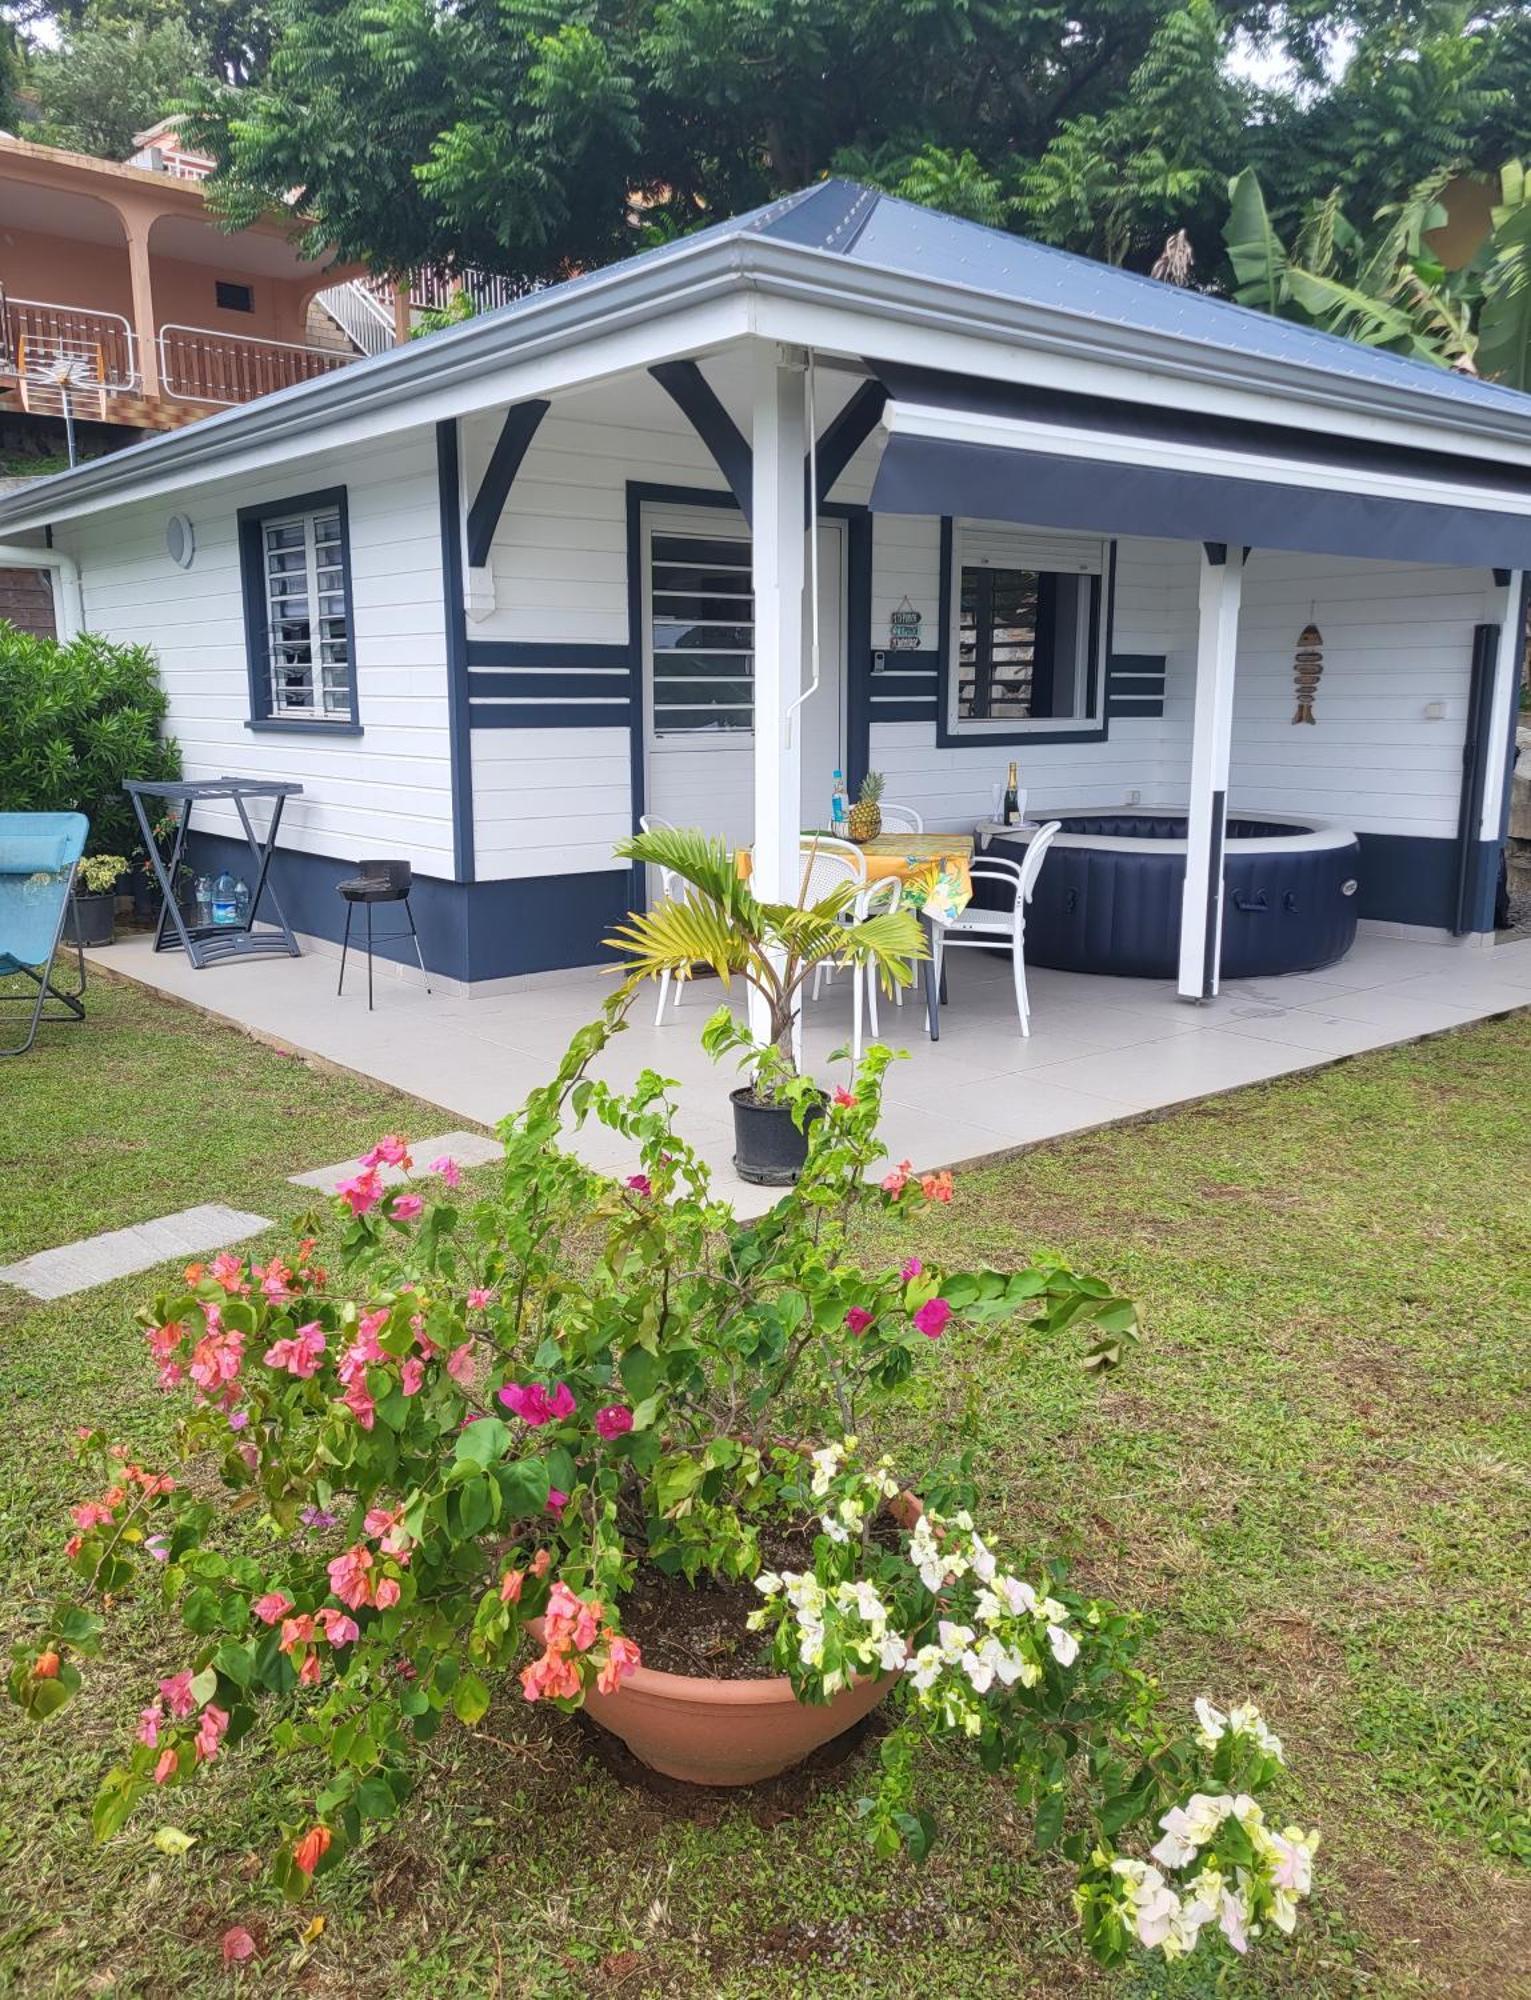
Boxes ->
[979,808,1360,980]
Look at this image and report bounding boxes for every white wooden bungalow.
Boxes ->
[1,179,1526,1012]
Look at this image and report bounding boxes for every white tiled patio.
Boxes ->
[87,926,1531,1216]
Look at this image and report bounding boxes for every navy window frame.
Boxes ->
[238,485,363,736]
[935,519,1117,748]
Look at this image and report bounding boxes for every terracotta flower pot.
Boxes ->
[530,1618,895,1786]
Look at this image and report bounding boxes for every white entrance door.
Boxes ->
[642,501,845,855]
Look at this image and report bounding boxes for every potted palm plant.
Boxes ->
[611,827,925,1184]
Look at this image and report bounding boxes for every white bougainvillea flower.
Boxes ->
[996,1574,1038,1617]
[753,1571,783,1598]
[1151,1793,1234,1869]
[876,1632,909,1672]
[1046,1622,1080,1668]
[1193,1697,1228,1750]
[906,1644,943,1691]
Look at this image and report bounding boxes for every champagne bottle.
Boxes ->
[1002,761,1020,827]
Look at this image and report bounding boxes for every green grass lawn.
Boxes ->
[2,972,1528,1998]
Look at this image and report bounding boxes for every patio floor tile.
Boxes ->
[1,1203,273,1302]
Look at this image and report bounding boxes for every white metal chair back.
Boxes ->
[797,836,865,908]
[929,823,1062,1038]
[1016,820,1061,907]
[639,812,689,1025]
[880,803,923,834]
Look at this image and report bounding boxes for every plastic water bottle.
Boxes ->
[234,878,251,925]
[831,768,849,835]
[212,871,237,926]
[193,875,212,927]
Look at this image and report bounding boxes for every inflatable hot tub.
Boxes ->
[980,810,1360,980]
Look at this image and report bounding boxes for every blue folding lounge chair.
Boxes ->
[0,812,90,1057]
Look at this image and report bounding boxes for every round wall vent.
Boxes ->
[166,513,196,569]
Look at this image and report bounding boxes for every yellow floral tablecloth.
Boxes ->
[738,833,974,923]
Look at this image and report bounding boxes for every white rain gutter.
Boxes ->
[0,542,83,636]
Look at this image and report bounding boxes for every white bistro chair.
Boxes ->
[639,812,690,1024]
[929,821,1061,1036]
[879,802,923,834]
[796,836,867,1062]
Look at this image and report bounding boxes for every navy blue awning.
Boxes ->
[867,366,1531,569]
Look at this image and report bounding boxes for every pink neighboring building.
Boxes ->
[0,121,392,432]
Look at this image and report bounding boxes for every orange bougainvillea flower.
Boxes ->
[919,1170,954,1204]
[34,1649,60,1679]
[292,1824,332,1876]
[183,1262,206,1284]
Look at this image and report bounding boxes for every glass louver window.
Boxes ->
[650,531,754,734]
[262,508,352,721]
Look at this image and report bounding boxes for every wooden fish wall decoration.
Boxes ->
[1292,621,1323,724]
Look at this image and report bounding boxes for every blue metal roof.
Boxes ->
[749,179,1531,422]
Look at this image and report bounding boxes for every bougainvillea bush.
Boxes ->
[9,991,1318,1966]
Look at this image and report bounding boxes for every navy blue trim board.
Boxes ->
[236,485,360,731]
[649,362,754,522]
[434,420,475,882]
[465,400,549,568]
[186,833,627,983]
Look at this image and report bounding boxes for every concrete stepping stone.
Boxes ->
[1,1204,273,1303]
[287,1129,501,1195]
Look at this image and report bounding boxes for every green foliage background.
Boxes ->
[0,623,180,856]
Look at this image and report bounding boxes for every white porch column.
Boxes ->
[1481,572,1527,845]
[1178,543,1246,1001]
[748,343,808,1043]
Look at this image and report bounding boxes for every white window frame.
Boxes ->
[945,521,1109,740]
[642,504,757,750]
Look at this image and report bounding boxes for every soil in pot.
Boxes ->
[565,1518,903,1785]
[730,1087,824,1188]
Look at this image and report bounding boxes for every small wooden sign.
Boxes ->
[889,596,922,651]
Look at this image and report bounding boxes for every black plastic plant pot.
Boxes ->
[64,892,116,947]
[730,1087,824,1187]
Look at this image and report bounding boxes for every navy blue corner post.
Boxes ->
[124,777,303,969]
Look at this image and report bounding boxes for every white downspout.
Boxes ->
[0,542,84,639]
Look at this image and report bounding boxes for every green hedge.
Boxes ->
[0,622,181,857]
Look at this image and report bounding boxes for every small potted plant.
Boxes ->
[63,853,127,947]
[10,992,1319,1973]
[612,826,923,1184]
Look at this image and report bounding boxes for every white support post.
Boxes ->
[1178,543,1245,1001]
[1481,571,1527,845]
[747,343,808,1047]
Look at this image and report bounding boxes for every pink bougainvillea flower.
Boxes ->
[136,1700,164,1747]
[363,1505,400,1538]
[153,1747,178,1785]
[262,1321,326,1379]
[595,1403,633,1440]
[429,1156,462,1190]
[373,1576,401,1609]
[446,1342,476,1388]
[145,1534,170,1562]
[530,1549,553,1578]
[624,1174,652,1197]
[279,1615,315,1653]
[292,1825,332,1876]
[298,1651,323,1686]
[299,1506,337,1529]
[221,1928,257,1966]
[545,1488,569,1516]
[360,1135,411,1170]
[913,1297,952,1340]
[400,1355,425,1396]
[194,1703,229,1763]
[70,1500,113,1531]
[327,1545,374,1610]
[920,1170,954,1205]
[357,1307,391,1343]
[900,1257,924,1282]
[844,1306,874,1335]
[519,1647,582,1703]
[252,1591,294,1626]
[337,1167,383,1217]
[596,1632,642,1696]
[832,1085,856,1107]
[465,1286,495,1311]
[881,1159,914,1195]
[160,1670,197,1720]
[499,1567,525,1604]
[315,1609,360,1646]
[499,1381,574,1427]
[208,1252,250,1294]
[391,1193,424,1222]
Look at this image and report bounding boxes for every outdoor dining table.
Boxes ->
[124,776,304,971]
[739,831,976,1042]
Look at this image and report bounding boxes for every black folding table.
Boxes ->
[124,777,303,970]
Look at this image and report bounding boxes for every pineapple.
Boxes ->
[847,769,884,843]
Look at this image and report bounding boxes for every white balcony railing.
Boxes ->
[0,297,139,393]
[156,323,359,406]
